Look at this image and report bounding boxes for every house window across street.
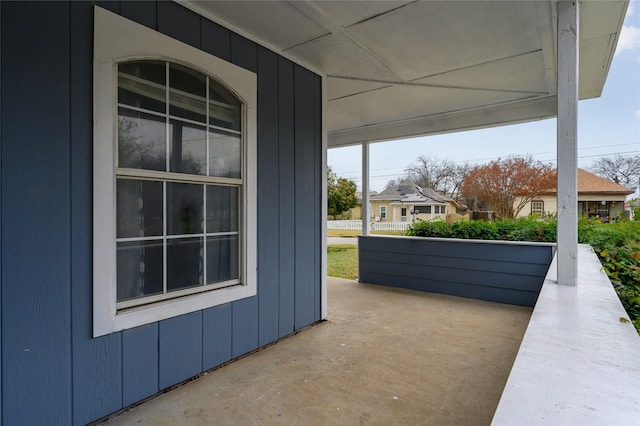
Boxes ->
[596,201,609,218]
[531,201,544,216]
[434,205,446,214]
[380,206,387,219]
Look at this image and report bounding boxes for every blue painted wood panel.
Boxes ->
[0,2,3,420]
[360,259,544,292]
[121,0,157,30]
[201,17,231,61]
[361,250,550,278]
[159,312,203,389]
[229,31,260,358]
[157,1,201,48]
[202,304,233,370]
[232,297,260,358]
[1,2,72,423]
[230,32,258,73]
[70,3,123,424]
[278,57,296,337]
[123,324,159,406]
[359,237,554,307]
[96,0,120,14]
[361,236,553,265]
[257,46,281,346]
[363,272,540,307]
[294,65,318,329]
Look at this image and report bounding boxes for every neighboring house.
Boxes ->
[369,180,458,222]
[516,169,634,220]
[341,191,377,220]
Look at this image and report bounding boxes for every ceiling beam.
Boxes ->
[328,96,557,147]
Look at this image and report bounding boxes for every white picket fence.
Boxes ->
[327,220,410,232]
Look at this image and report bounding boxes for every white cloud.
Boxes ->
[635,110,640,120]
[616,25,640,55]
[627,1,635,19]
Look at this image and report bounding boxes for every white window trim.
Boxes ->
[93,6,257,337]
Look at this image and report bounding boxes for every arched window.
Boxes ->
[93,7,257,336]
[115,60,243,308]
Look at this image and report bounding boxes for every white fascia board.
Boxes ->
[328,95,557,147]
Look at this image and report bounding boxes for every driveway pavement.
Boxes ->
[327,237,358,245]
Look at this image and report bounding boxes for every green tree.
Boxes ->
[327,167,358,219]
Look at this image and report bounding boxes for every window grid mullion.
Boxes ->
[116,169,242,186]
[162,181,167,295]
[204,76,210,286]
[206,76,210,177]
[203,184,207,286]
[163,61,170,295]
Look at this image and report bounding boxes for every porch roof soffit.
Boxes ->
[181,0,628,146]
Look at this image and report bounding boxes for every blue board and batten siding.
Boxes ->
[0,2,322,424]
[359,236,555,307]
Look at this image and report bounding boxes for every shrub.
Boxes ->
[405,219,453,238]
[578,219,640,331]
[407,216,556,242]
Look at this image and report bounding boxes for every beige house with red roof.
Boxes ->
[516,169,634,220]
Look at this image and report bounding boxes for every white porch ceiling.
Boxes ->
[182,0,628,147]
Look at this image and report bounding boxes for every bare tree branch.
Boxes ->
[588,155,639,188]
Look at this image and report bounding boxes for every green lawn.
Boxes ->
[327,244,358,279]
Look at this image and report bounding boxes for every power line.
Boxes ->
[330,142,639,175]
[340,150,640,183]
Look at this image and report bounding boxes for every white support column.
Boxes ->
[321,75,328,319]
[557,0,579,286]
[362,142,370,236]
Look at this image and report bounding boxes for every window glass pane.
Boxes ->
[169,62,206,123]
[117,179,163,238]
[167,237,203,291]
[118,108,167,171]
[206,185,238,233]
[209,79,241,131]
[209,130,241,178]
[207,235,239,284]
[117,240,163,302]
[169,120,206,175]
[118,60,166,113]
[167,182,203,235]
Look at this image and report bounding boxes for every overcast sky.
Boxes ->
[328,1,640,194]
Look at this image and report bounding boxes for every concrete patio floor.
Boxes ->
[102,278,532,425]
